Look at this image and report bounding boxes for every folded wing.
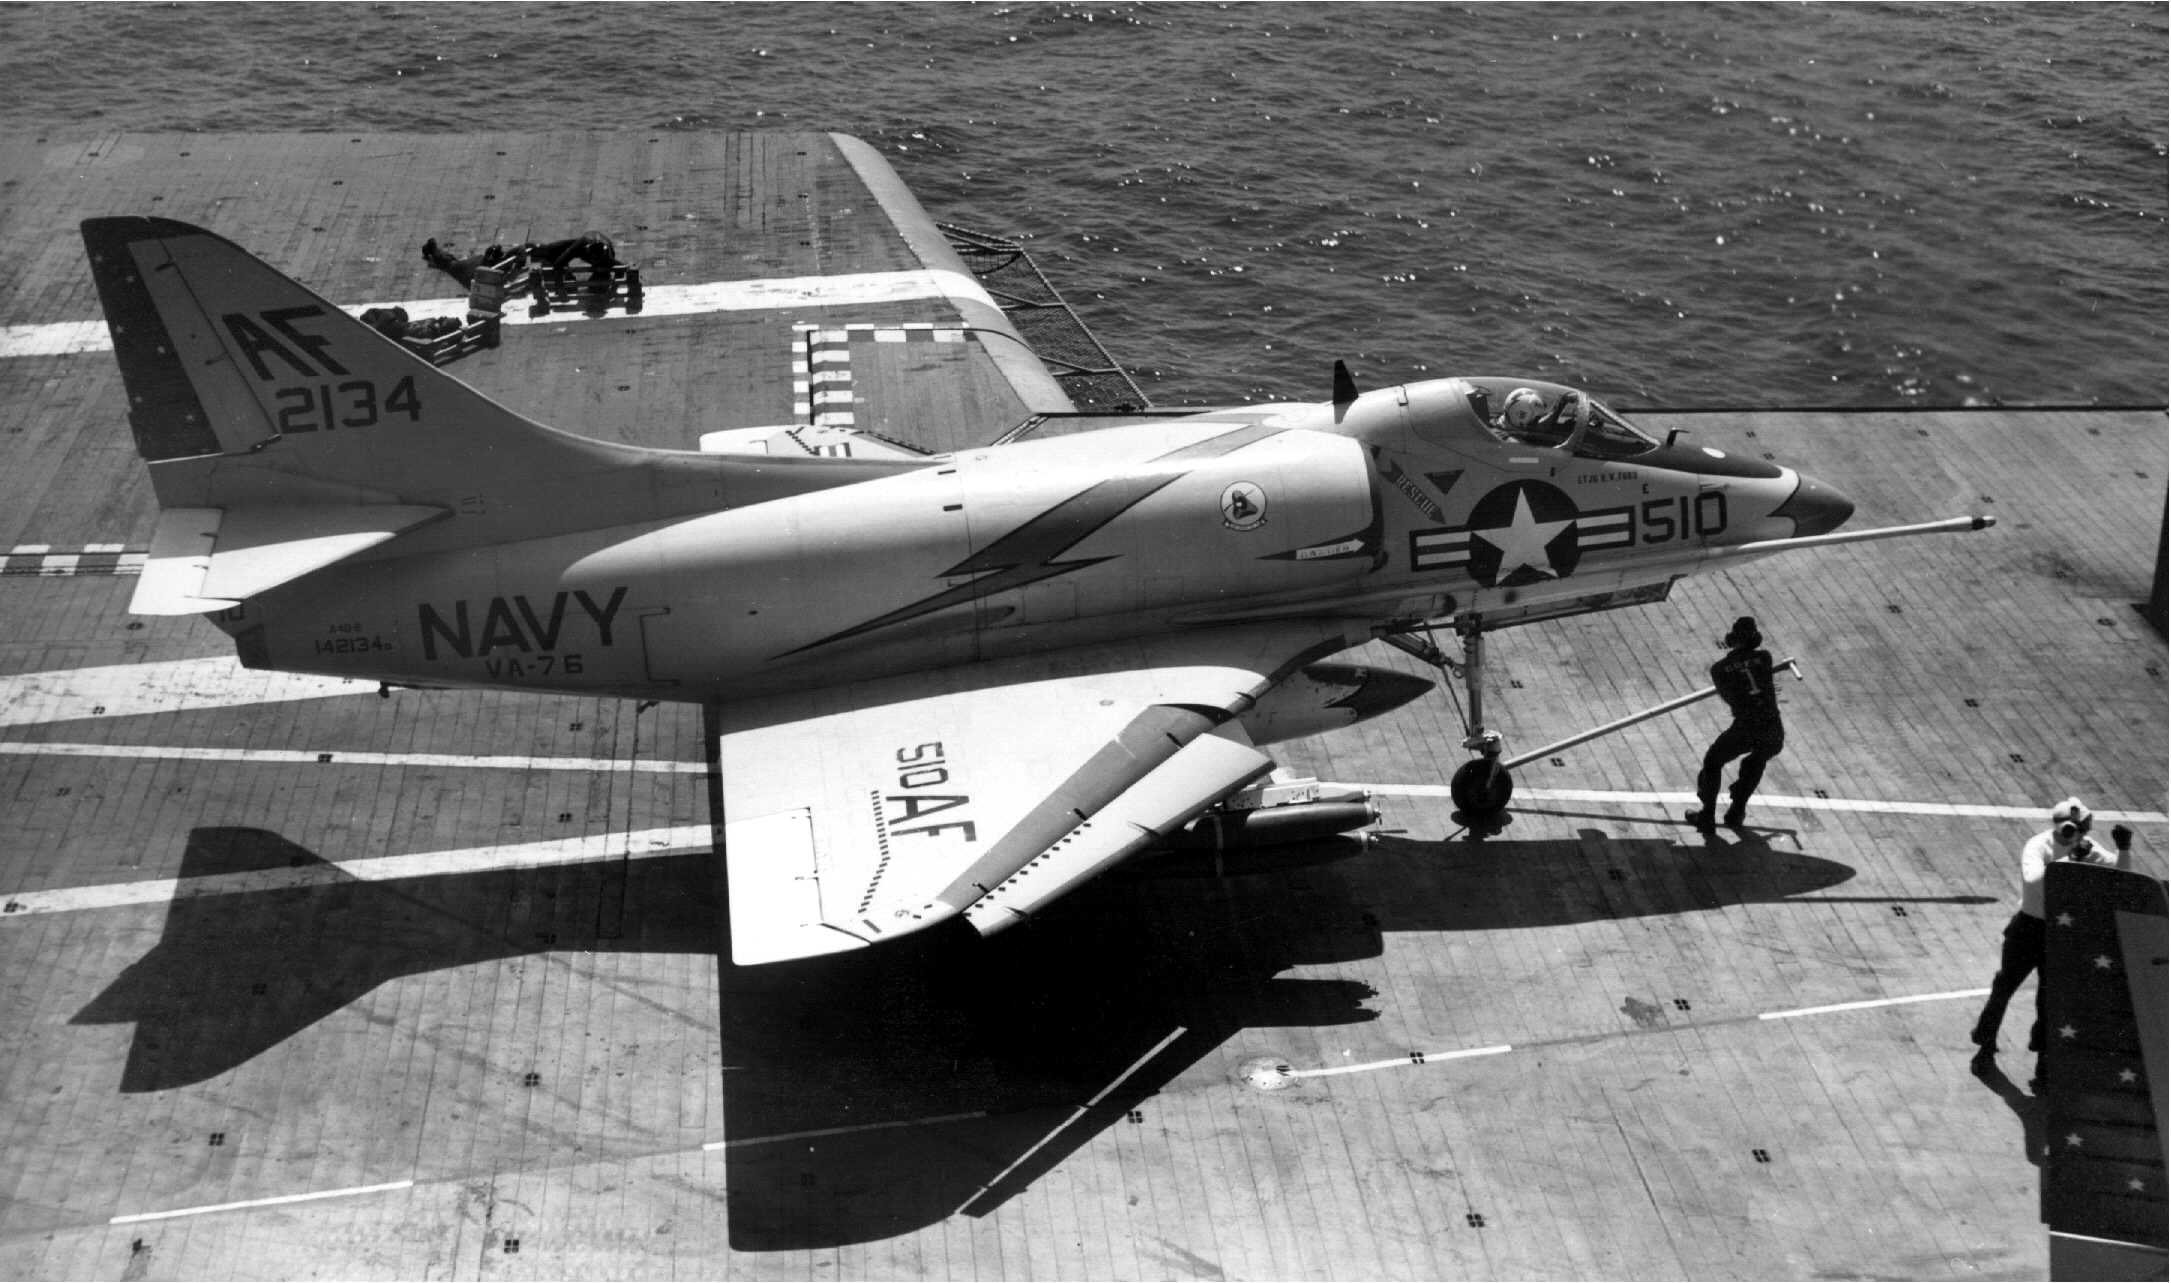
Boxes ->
[716,623,1349,964]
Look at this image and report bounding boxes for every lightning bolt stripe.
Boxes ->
[788,423,1292,654]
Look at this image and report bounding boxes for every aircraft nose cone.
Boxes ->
[1776,473,1855,538]
[1323,665,1435,719]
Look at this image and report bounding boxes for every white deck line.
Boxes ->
[3,737,2157,821]
[1334,782,2170,825]
[704,1110,989,1151]
[1288,1044,1514,1079]
[0,268,998,358]
[1758,988,1992,1021]
[0,657,367,727]
[110,1179,415,1225]
[1,748,2156,917]
[0,740,708,774]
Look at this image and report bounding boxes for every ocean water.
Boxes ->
[3,1,2165,410]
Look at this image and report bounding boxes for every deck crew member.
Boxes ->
[359,305,461,351]
[421,238,513,288]
[1970,798,2131,1063]
[1686,616,1784,833]
[528,231,618,282]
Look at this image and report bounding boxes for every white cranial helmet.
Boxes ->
[1503,387,1546,431]
[2049,796,2092,837]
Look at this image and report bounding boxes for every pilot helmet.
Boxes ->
[1503,387,1546,431]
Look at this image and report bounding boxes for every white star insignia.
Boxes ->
[2093,954,2114,969]
[2059,1024,2078,1039]
[1474,490,1574,580]
[2055,913,2075,927]
[2130,1178,2146,1192]
[2119,1068,2138,1084]
[2066,1133,2084,1147]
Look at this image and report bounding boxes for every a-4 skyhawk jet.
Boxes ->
[81,217,1991,965]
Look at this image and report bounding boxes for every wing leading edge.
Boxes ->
[716,624,1352,965]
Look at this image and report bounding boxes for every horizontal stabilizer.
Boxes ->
[130,504,446,614]
[130,509,232,615]
[698,423,928,461]
[199,504,447,599]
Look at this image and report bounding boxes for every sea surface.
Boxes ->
[3,1,2165,410]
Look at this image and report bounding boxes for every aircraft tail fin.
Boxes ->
[83,217,920,614]
[80,216,759,512]
[81,216,637,511]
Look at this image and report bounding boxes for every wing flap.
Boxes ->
[715,623,1352,965]
[961,725,1273,935]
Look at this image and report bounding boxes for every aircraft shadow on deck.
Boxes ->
[72,826,720,1092]
[1355,825,1868,932]
[64,823,1386,1253]
[713,856,1385,1250]
[71,820,1883,1252]
[708,826,1885,1250]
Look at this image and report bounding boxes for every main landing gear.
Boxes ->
[1381,618,1514,817]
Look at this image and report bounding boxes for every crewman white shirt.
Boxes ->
[2018,829,2126,918]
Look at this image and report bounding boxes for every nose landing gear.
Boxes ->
[1381,617,1516,817]
[1383,613,1807,823]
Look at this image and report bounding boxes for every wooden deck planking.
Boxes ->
[1,129,2165,1280]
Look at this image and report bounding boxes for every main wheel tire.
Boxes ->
[1450,759,1515,815]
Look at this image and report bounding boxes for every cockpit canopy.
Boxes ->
[1419,377,1661,462]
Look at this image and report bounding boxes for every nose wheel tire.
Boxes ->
[1450,758,1514,816]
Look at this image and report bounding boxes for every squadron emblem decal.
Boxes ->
[1220,481,1268,531]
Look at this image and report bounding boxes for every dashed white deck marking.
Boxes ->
[1266,988,1996,1085]
[83,988,2008,1232]
[958,1025,1191,1213]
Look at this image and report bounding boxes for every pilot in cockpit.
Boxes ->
[1448,377,1661,460]
[1502,387,1549,436]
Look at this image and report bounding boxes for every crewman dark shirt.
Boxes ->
[1710,647,1781,726]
